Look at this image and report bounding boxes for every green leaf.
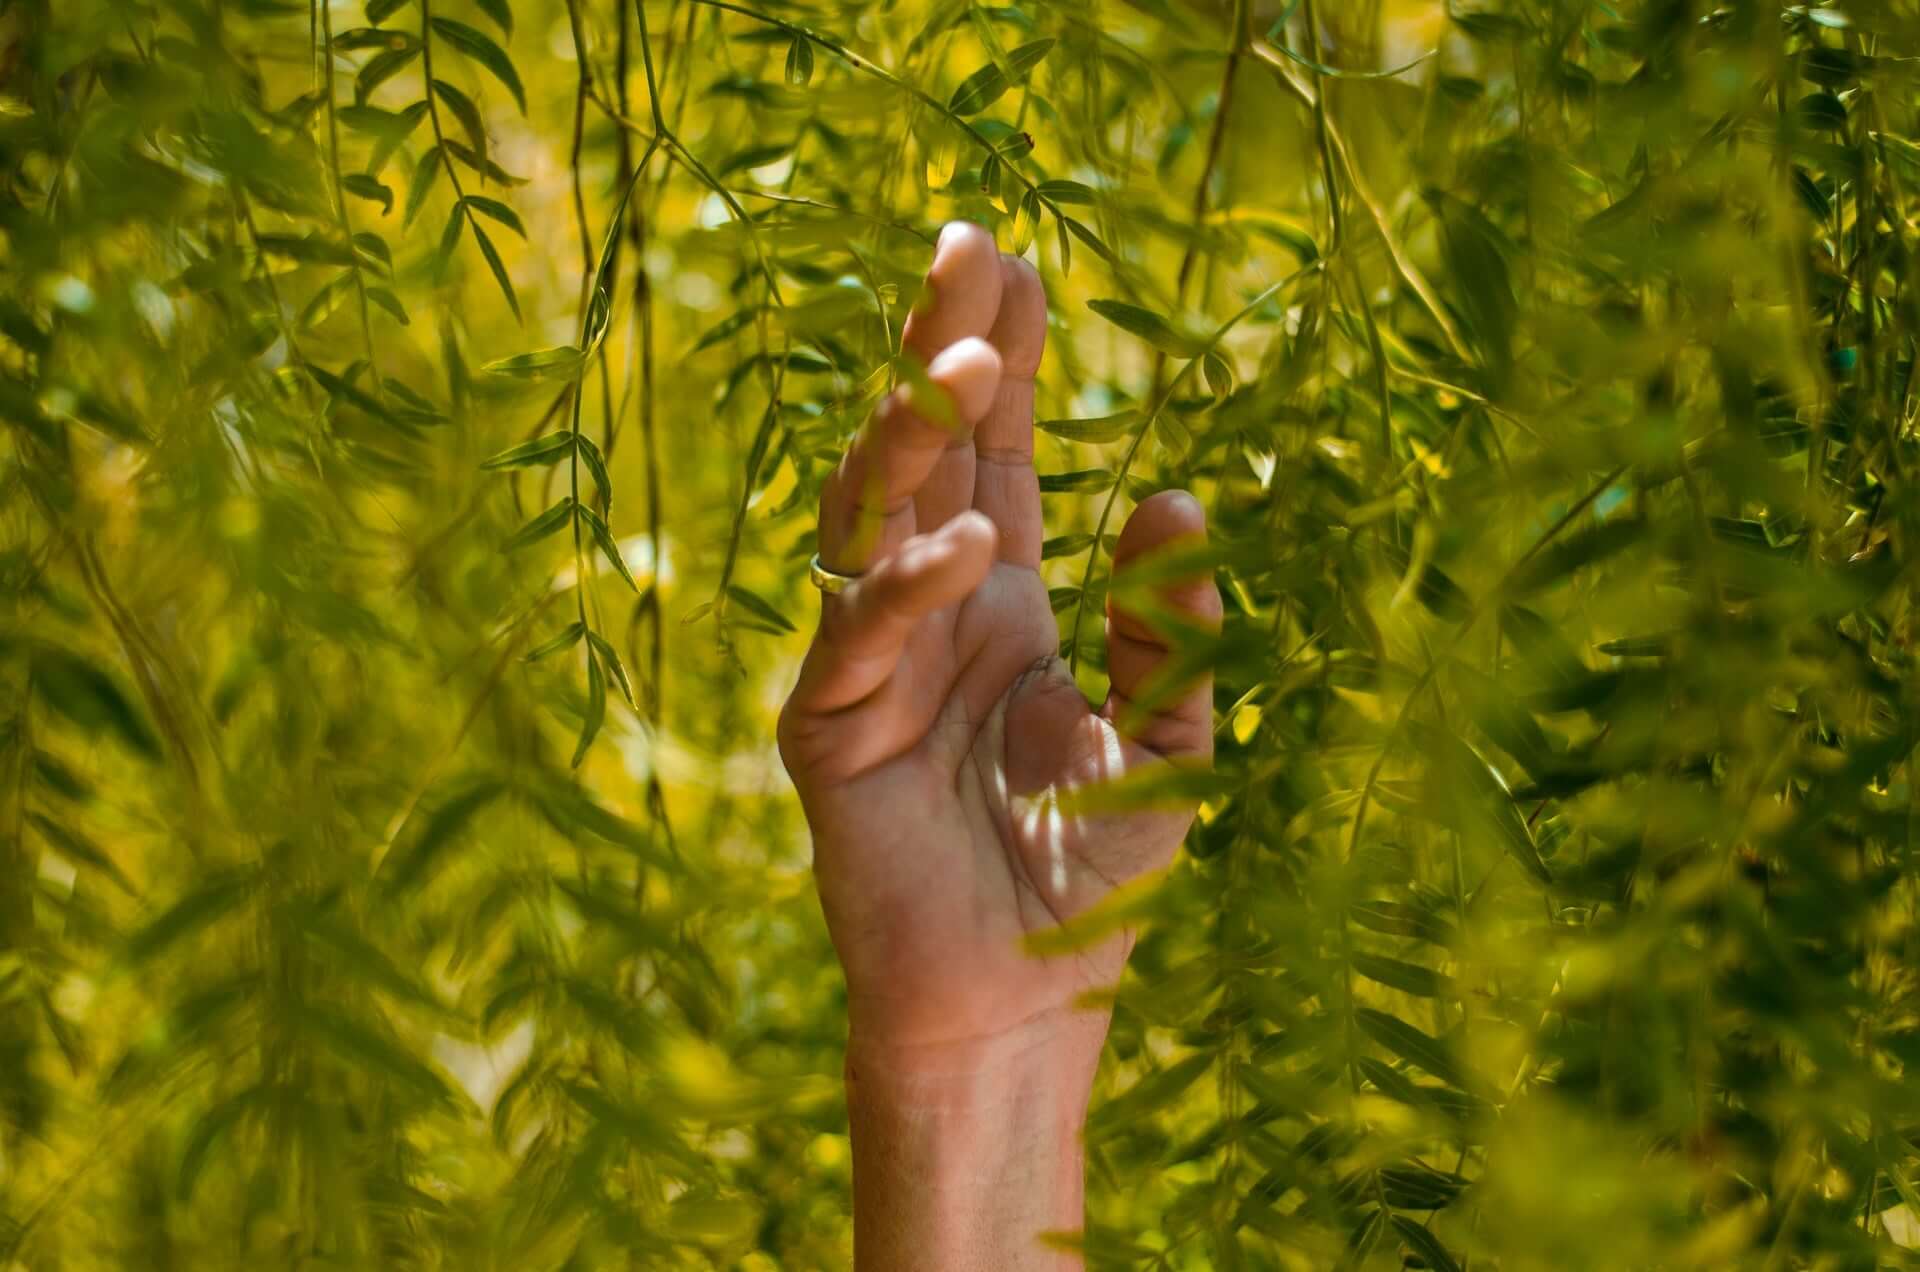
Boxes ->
[1087,299,1205,357]
[351,231,394,273]
[1087,1053,1211,1140]
[430,17,526,114]
[1036,178,1096,204]
[404,147,443,228]
[587,631,636,707]
[723,583,796,633]
[295,909,447,1013]
[432,201,465,281]
[479,430,574,469]
[254,232,356,266]
[1350,900,1457,946]
[500,497,574,552]
[432,78,490,166]
[1037,410,1138,443]
[384,377,443,421]
[893,350,959,433]
[948,37,1054,114]
[1379,1164,1468,1210]
[1429,190,1515,373]
[1012,188,1040,256]
[1038,468,1116,494]
[579,504,640,593]
[1352,953,1448,998]
[462,194,524,238]
[577,432,612,513]
[526,783,668,865]
[32,649,160,759]
[1354,1008,1475,1094]
[785,36,814,86]
[332,26,414,52]
[1795,92,1848,131]
[29,813,136,894]
[572,644,606,768]
[1503,517,1645,595]
[306,363,391,421]
[304,1006,455,1103]
[469,220,520,321]
[380,778,504,894]
[1041,533,1096,559]
[355,46,421,100]
[342,172,394,214]
[1419,721,1553,887]
[1267,38,1435,80]
[442,138,527,186]
[1390,1216,1463,1272]
[525,621,587,662]
[124,870,256,965]
[1344,1209,1386,1265]
[1203,350,1235,400]
[1455,663,1556,779]
[978,152,1002,203]
[177,1087,263,1201]
[580,162,646,356]
[1449,10,1529,40]
[473,0,512,36]
[482,345,584,380]
[719,142,795,177]
[366,286,410,325]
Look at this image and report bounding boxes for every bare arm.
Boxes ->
[778,221,1221,1267]
[846,1015,1103,1270]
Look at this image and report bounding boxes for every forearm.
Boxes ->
[845,1013,1107,1270]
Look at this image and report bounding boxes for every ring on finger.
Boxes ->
[808,553,863,596]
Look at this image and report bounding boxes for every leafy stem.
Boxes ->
[418,5,474,238]
[683,0,1127,278]
[1066,260,1326,674]
[316,0,381,381]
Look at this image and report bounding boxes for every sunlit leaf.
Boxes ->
[431,17,527,114]
[500,497,574,552]
[479,430,574,468]
[482,345,583,380]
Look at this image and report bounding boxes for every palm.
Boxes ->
[779,223,1219,1058]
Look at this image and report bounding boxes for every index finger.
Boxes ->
[973,254,1047,569]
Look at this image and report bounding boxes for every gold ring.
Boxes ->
[808,553,862,596]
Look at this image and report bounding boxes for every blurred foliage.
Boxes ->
[3,0,1920,1266]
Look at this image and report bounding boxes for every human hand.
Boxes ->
[778,221,1222,1075]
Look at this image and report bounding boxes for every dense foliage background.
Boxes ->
[5,0,1920,1266]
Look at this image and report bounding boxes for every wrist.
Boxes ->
[845,1009,1108,1270]
[847,1001,1110,1084]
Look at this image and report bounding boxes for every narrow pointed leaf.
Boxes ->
[430,17,526,114]
[500,497,573,552]
[479,430,574,469]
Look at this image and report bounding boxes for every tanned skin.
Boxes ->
[778,222,1221,1270]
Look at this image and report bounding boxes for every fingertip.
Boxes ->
[882,512,995,616]
[944,507,998,555]
[905,223,1004,358]
[1153,487,1207,531]
[1116,488,1208,559]
[936,219,997,265]
[1112,489,1220,631]
[990,254,1049,377]
[927,336,1003,424]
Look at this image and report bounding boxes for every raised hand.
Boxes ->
[777,221,1221,1267]
[780,218,1221,1055]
